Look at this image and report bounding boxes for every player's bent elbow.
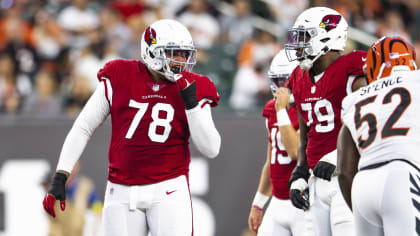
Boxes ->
[205,147,219,159]
[200,136,221,159]
[288,150,298,160]
[206,141,221,159]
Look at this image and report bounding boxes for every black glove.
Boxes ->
[174,72,198,110]
[42,172,67,217]
[179,81,198,109]
[288,165,310,188]
[313,161,336,181]
[290,187,309,210]
[288,166,310,210]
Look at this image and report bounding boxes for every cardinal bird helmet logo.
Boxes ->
[144,27,157,46]
[319,15,341,32]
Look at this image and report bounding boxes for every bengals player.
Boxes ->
[43,19,221,236]
[285,7,367,236]
[338,36,419,235]
[248,49,305,236]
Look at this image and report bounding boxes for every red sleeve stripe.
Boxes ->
[346,75,358,95]
[200,101,210,108]
[98,77,113,106]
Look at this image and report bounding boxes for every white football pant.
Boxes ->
[304,175,354,236]
[258,196,305,236]
[102,175,192,236]
[352,161,420,236]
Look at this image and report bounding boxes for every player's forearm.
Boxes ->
[297,112,309,168]
[297,143,308,168]
[338,149,355,210]
[252,150,272,210]
[57,127,91,173]
[257,161,272,196]
[338,172,353,210]
[186,101,221,158]
[57,85,110,173]
[337,125,360,210]
[278,125,299,160]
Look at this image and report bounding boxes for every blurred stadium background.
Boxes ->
[0,0,419,235]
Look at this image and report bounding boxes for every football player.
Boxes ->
[248,49,305,235]
[338,36,419,235]
[42,19,221,236]
[285,7,367,236]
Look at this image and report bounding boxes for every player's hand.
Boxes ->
[248,206,263,233]
[42,172,67,217]
[288,166,310,210]
[290,182,310,210]
[174,72,195,91]
[175,72,198,109]
[288,166,310,188]
[274,87,290,111]
[313,161,336,181]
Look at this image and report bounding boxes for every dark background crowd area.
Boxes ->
[0,0,419,117]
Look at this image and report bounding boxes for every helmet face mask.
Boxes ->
[365,36,417,84]
[285,26,317,61]
[141,20,197,81]
[268,49,299,95]
[285,7,348,67]
[268,74,290,95]
[160,46,197,74]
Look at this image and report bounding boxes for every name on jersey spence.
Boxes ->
[359,76,403,96]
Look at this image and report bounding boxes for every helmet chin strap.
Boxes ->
[299,46,330,70]
[151,59,192,82]
[152,59,177,82]
[156,69,176,82]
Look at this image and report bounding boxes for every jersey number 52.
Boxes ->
[355,87,410,149]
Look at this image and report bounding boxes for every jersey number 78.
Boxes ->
[125,99,175,143]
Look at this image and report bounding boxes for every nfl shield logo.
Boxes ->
[311,86,316,94]
[152,84,160,92]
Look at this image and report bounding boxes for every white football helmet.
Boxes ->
[285,7,348,70]
[141,19,197,81]
[268,49,299,95]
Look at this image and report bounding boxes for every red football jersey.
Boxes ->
[262,100,299,199]
[97,59,219,185]
[287,50,366,169]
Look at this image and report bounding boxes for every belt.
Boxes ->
[360,159,420,172]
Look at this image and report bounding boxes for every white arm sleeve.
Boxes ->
[186,100,221,159]
[346,75,358,95]
[56,85,110,173]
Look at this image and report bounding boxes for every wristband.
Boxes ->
[51,172,68,188]
[275,109,291,126]
[252,192,270,209]
[290,178,308,191]
[179,82,198,110]
[252,205,263,211]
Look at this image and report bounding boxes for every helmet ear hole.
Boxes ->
[147,49,155,59]
[151,60,163,71]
